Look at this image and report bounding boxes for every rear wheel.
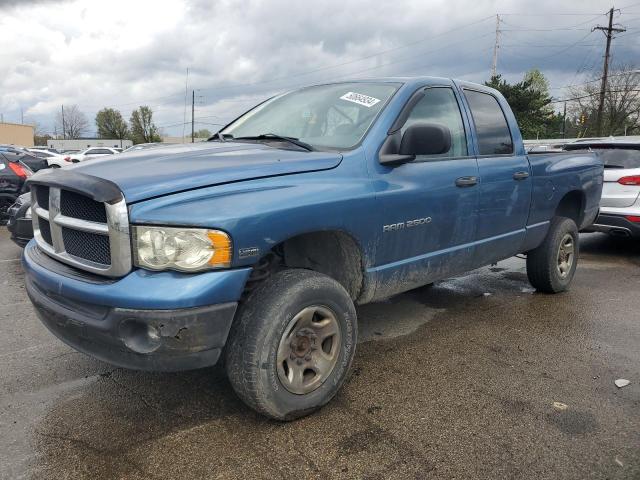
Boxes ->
[526,216,579,293]
[225,269,357,420]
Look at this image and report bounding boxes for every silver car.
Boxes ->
[566,140,640,238]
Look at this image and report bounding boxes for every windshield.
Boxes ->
[220,82,400,150]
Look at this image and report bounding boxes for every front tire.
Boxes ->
[225,269,357,421]
[526,216,579,293]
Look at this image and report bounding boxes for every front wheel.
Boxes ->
[225,269,357,421]
[526,216,579,293]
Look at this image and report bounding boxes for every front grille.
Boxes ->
[39,218,52,245]
[62,227,111,265]
[61,190,107,223]
[35,186,49,210]
[31,184,131,277]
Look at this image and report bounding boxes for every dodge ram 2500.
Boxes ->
[23,77,602,420]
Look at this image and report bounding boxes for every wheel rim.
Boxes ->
[276,305,341,395]
[557,233,575,279]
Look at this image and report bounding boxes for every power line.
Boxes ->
[499,30,595,63]
[618,1,640,10]
[551,89,640,103]
[498,12,606,16]
[75,15,494,114]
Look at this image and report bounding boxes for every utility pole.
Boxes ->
[191,90,195,143]
[61,105,66,140]
[491,14,501,78]
[593,8,625,137]
[562,101,567,139]
[20,107,23,124]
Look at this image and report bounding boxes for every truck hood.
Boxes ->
[67,142,343,203]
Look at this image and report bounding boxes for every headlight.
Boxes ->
[132,226,232,272]
[25,207,32,219]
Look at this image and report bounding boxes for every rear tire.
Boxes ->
[225,269,357,421]
[526,216,579,293]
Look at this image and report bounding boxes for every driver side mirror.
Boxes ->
[379,123,452,166]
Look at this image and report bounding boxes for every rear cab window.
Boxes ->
[463,89,514,155]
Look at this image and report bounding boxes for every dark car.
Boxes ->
[0,146,49,172]
[0,152,33,224]
[6,193,33,246]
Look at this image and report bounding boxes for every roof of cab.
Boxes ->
[307,76,498,94]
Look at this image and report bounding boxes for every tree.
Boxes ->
[567,64,640,137]
[524,68,550,96]
[54,105,89,139]
[95,108,129,142]
[485,73,561,139]
[129,106,161,144]
[23,118,51,146]
[193,128,211,138]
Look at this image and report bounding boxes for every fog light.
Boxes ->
[119,319,161,354]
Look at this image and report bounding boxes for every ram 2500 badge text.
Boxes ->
[23,78,602,420]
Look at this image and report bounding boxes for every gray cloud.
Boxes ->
[1,0,638,136]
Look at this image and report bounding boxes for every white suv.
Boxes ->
[67,147,120,163]
[567,140,640,239]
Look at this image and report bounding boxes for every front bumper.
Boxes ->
[23,242,251,371]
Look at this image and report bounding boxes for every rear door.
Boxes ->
[461,88,532,266]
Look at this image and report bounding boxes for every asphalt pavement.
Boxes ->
[0,228,638,479]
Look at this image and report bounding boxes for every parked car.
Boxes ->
[565,140,640,238]
[122,143,173,152]
[28,148,70,168]
[0,146,49,172]
[66,147,120,163]
[526,144,565,153]
[6,193,32,246]
[23,78,602,420]
[0,152,32,224]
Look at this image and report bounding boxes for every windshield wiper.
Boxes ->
[603,164,626,169]
[233,133,314,151]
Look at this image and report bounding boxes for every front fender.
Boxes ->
[129,153,378,270]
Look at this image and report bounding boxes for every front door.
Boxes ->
[371,86,480,299]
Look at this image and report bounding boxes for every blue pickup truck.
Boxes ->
[23,77,602,420]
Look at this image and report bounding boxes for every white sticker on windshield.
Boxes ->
[340,92,381,108]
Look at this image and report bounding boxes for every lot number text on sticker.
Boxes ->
[340,92,381,108]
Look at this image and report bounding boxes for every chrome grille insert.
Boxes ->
[31,185,131,277]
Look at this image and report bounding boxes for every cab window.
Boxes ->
[464,90,514,155]
[401,87,467,159]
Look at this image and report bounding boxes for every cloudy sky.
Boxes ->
[1,0,639,138]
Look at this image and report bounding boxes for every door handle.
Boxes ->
[455,176,478,187]
[513,171,530,180]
